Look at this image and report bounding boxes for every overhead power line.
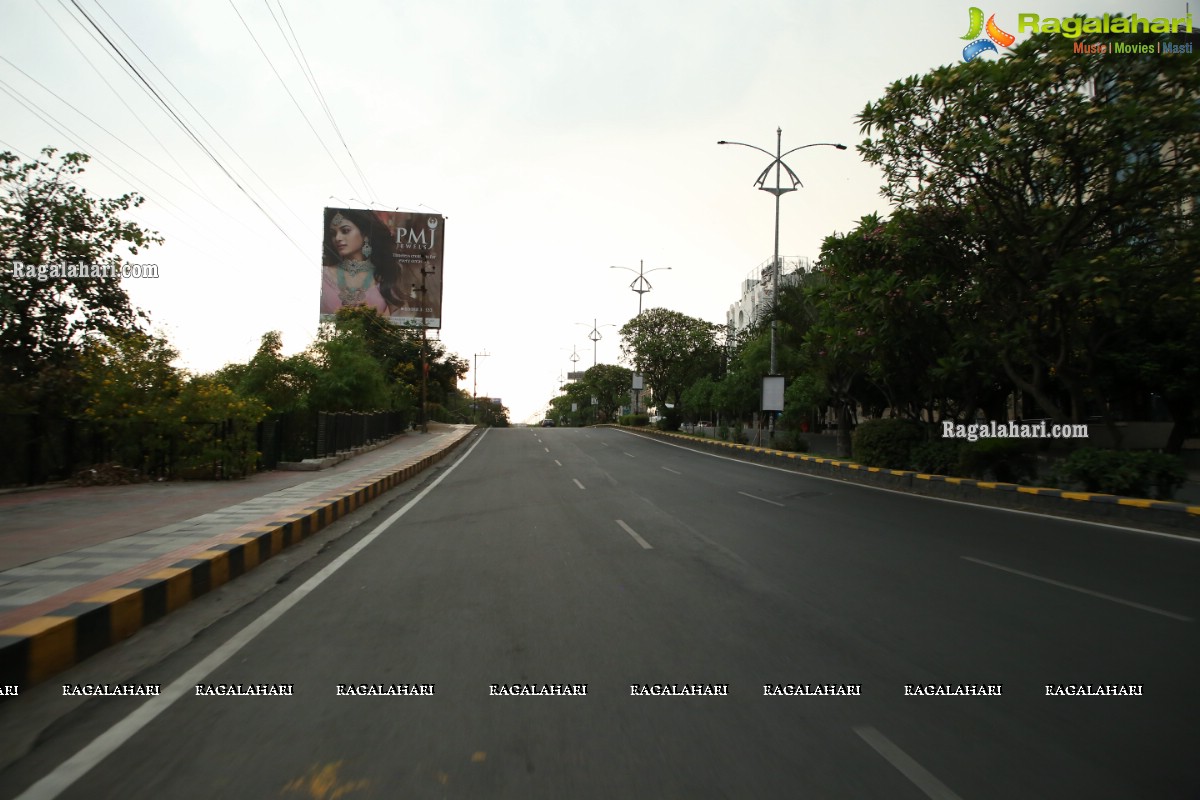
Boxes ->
[37,0,209,200]
[90,0,310,232]
[227,0,365,199]
[0,136,225,263]
[0,54,223,214]
[66,0,309,259]
[270,0,378,201]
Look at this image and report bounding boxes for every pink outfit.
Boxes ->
[320,268,392,316]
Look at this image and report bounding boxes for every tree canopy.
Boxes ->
[0,148,159,411]
[857,26,1200,427]
[619,307,722,425]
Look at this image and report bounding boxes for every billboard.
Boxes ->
[319,207,445,328]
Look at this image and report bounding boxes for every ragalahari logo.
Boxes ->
[961,7,1016,60]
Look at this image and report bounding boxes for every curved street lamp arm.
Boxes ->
[716,140,775,159]
[779,142,847,158]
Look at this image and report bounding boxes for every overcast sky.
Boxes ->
[1,0,1188,423]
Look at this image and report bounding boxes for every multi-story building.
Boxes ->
[725,256,812,335]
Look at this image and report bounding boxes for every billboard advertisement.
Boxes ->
[319,207,444,328]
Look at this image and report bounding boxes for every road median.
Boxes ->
[616,427,1200,537]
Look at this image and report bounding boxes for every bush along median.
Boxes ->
[616,424,1200,534]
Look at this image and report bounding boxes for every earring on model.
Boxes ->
[362,241,373,258]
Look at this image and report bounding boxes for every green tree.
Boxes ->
[857,25,1200,428]
[579,363,633,422]
[680,375,718,425]
[76,328,184,475]
[0,149,159,411]
[329,306,466,417]
[619,308,722,428]
[307,325,391,412]
[799,209,1008,433]
[174,375,269,478]
[547,389,584,427]
[219,331,319,416]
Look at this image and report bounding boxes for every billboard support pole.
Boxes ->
[421,326,428,433]
[418,257,436,433]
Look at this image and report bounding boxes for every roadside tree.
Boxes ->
[857,26,1200,428]
[619,308,722,428]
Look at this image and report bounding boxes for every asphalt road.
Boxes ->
[2,426,1198,799]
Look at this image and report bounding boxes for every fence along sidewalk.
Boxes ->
[0,424,473,688]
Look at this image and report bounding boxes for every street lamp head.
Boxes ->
[716,140,728,145]
[835,144,848,150]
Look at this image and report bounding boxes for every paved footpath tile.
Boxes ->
[0,426,472,629]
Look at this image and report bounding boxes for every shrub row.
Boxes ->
[850,418,1186,500]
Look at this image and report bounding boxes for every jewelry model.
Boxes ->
[337,261,375,305]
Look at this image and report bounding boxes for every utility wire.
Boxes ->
[0,136,225,263]
[67,0,308,259]
[91,0,310,232]
[227,0,364,199]
[37,0,209,200]
[0,77,203,227]
[0,54,224,214]
[271,0,378,201]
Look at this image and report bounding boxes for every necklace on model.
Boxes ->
[340,258,373,276]
[337,260,375,305]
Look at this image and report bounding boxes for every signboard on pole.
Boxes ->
[320,207,445,328]
[762,375,785,412]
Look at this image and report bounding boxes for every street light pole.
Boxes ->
[576,318,616,367]
[611,261,671,419]
[473,350,490,424]
[610,261,671,318]
[717,131,846,375]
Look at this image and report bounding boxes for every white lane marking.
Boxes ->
[738,490,785,507]
[624,452,635,458]
[853,725,964,800]
[573,478,586,490]
[614,429,1200,543]
[662,467,682,475]
[600,442,610,447]
[15,430,492,800]
[544,447,550,453]
[616,520,653,550]
[962,556,1193,622]
[554,460,562,467]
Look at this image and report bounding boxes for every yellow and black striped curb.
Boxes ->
[620,427,1200,535]
[0,427,474,690]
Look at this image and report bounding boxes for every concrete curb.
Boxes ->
[0,427,473,689]
[619,427,1200,536]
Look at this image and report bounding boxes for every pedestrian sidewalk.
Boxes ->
[0,424,474,688]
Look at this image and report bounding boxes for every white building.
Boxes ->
[726,256,812,335]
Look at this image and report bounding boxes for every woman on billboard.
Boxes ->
[319,208,403,316]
